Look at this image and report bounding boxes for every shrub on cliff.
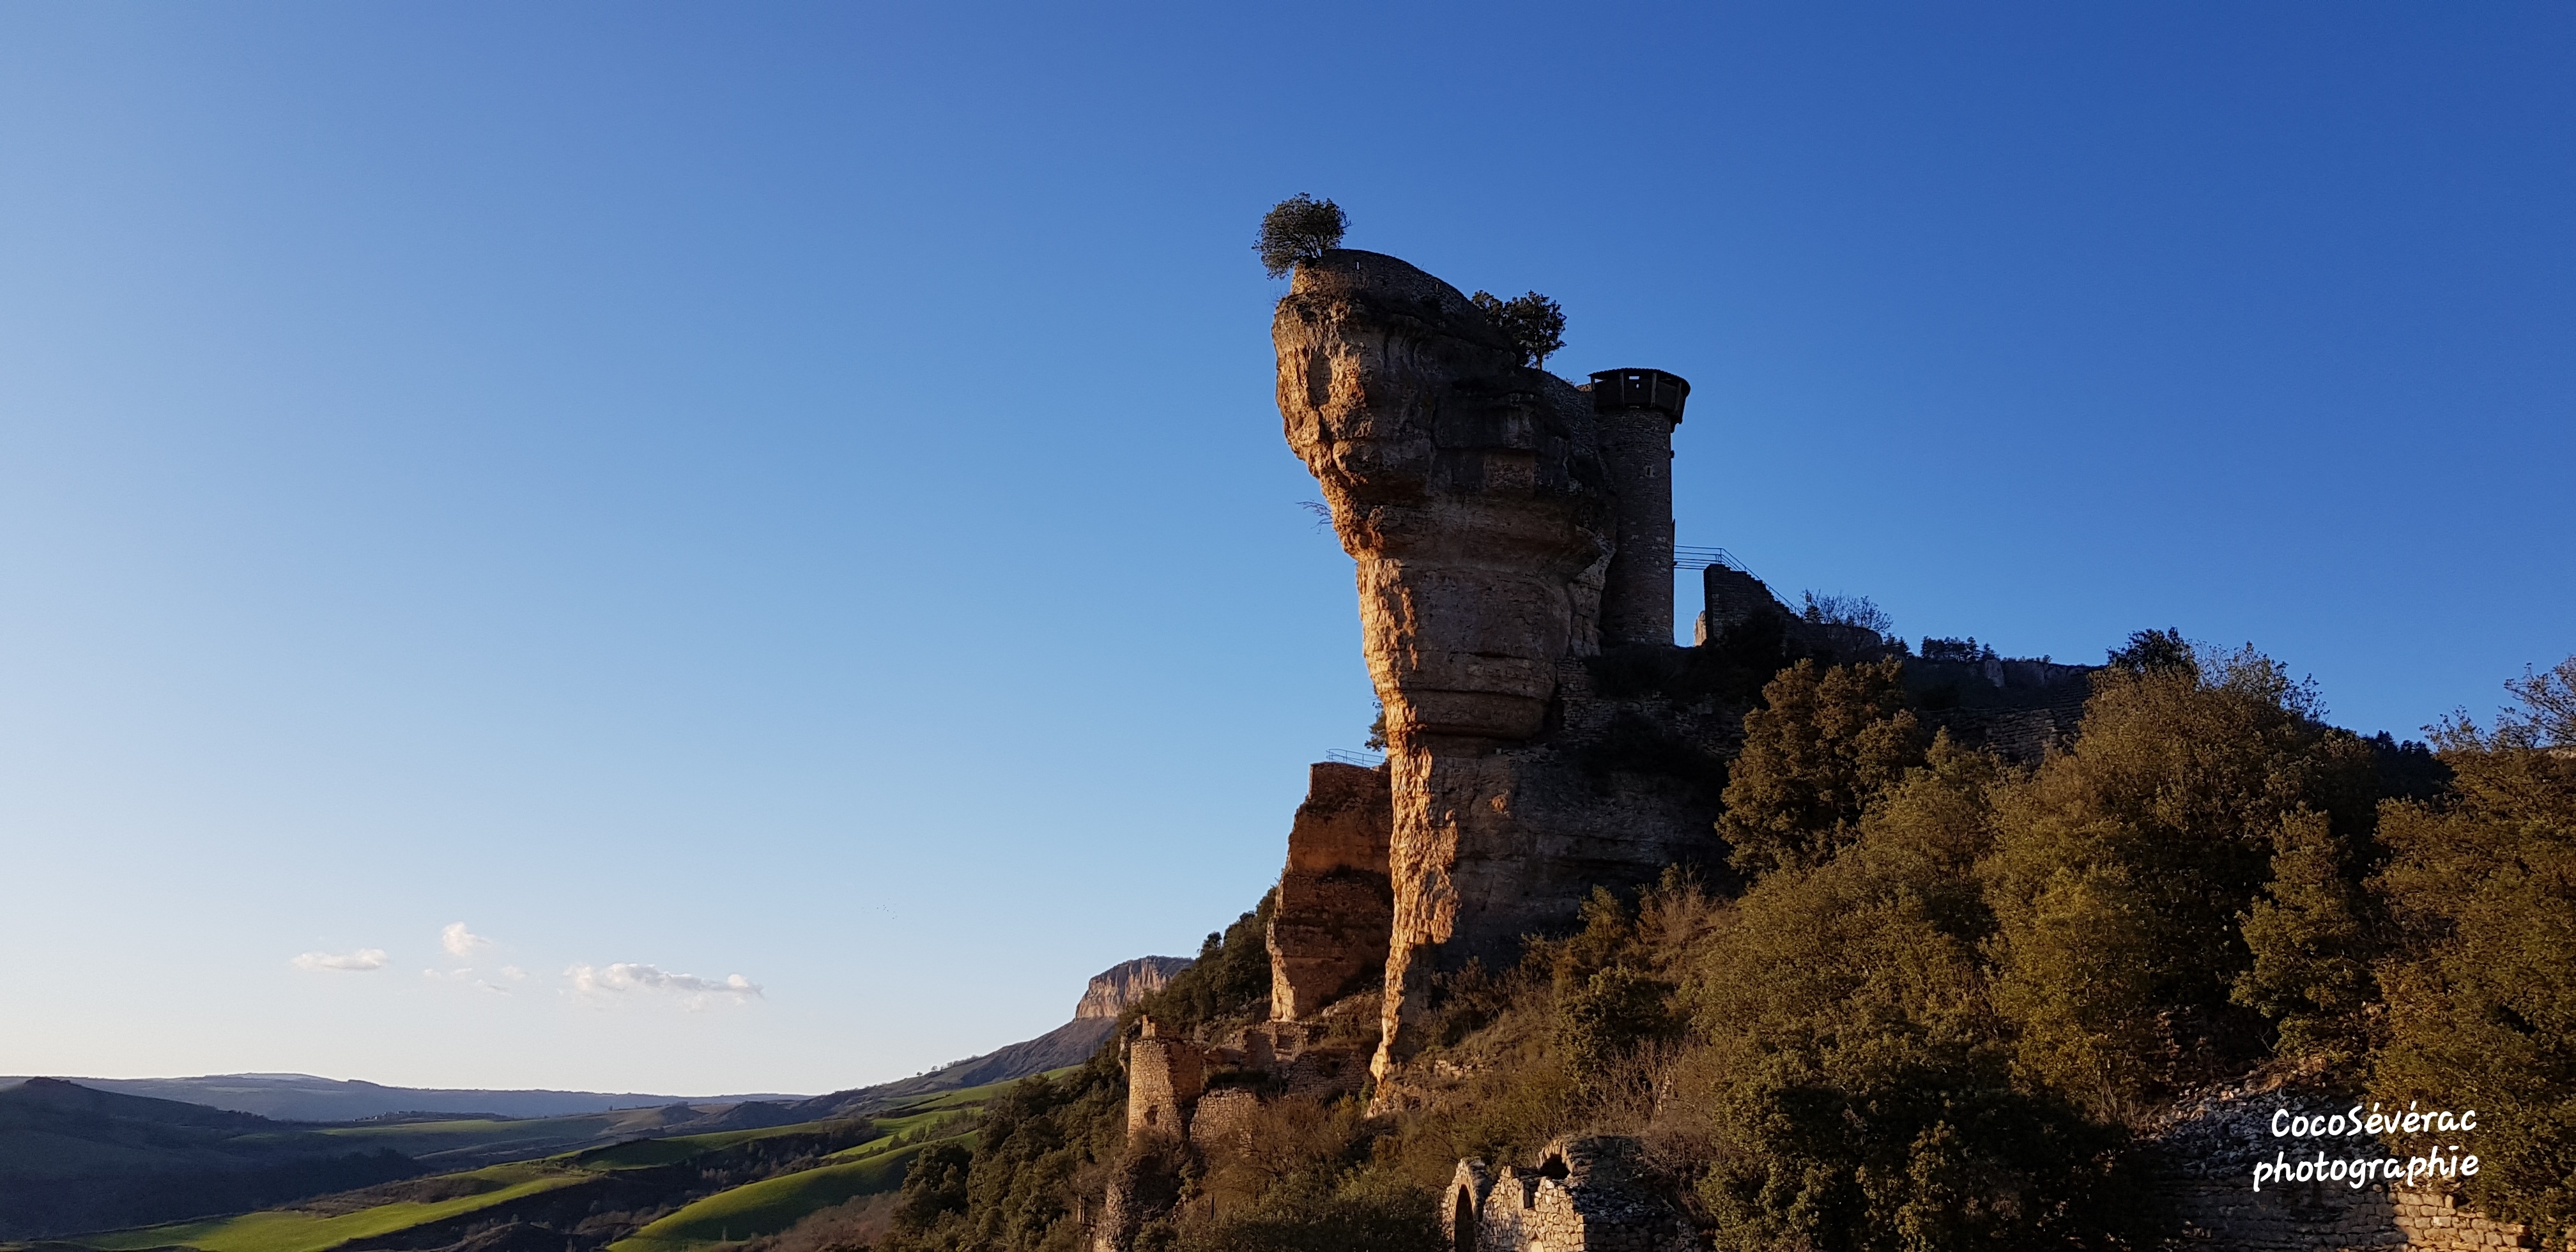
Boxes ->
[1131,892,1276,1034]
[1256,195,1347,279]
[1717,658,1927,877]
[1797,591,1892,636]
[1468,290,1565,368]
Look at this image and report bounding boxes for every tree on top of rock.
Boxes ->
[1255,194,1347,279]
[1471,289,1567,368]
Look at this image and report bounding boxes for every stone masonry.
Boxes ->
[2145,1076,2570,1250]
[1445,1137,1696,1252]
[1123,1017,1202,1138]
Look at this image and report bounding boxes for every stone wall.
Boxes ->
[1266,761,1394,1020]
[1186,1087,1261,1156]
[1445,1137,1695,1252]
[2146,1076,2568,1251]
[2163,1181,2560,1250]
[1124,1020,1203,1138]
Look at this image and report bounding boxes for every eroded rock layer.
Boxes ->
[1266,762,1394,1021]
[1271,251,1724,1081]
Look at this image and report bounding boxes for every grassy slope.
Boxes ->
[315,1106,710,1165]
[603,1074,1053,1252]
[609,1133,974,1252]
[569,1118,848,1172]
[77,1164,587,1252]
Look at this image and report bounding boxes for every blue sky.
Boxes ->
[1,3,2568,1096]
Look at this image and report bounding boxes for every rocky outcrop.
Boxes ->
[1273,250,1616,751]
[1266,762,1395,1020]
[1076,956,1193,1021]
[1274,250,1719,1082]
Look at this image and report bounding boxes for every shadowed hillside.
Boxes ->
[0,1080,420,1240]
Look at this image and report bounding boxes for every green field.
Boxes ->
[608,1133,974,1252]
[313,1105,725,1166]
[569,1118,852,1172]
[76,1164,589,1252]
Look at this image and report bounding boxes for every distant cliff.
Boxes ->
[1075,956,1193,1020]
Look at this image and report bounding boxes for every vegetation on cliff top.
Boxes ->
[1255,195,1346,279]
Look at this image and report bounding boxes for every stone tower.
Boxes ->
[1591,369,1689,648]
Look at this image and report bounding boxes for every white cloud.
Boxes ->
[292,948,388,972]
[565,962,762,1006]
[498,966,527,981]
[440,922,493,958]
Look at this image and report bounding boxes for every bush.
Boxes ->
[1979,650,2381,1112]
[1798,592,1893,636]
[1467,290,1565,367]
[1689,761,2146,1251]
[1717,658,1927,877]
[1256,195,1347,279]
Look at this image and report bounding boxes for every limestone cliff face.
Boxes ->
[1273,250,1614,752]
[1075,956,1193,1021]
[1274,252,1722,1084]
[1265,761,1393,1020]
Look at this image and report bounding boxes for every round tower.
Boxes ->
[1590,367,1690,647]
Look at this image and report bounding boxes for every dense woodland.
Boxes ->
[801,639,2576,1252]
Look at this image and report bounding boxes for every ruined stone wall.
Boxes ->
[2163,1182,2561,1250]
[1124,1027,1202,1138]
[1266,761,1393,1020]
[2144,1078,2568,1250]
[1186,1088,1260,1156]
[1445,1138,1696,1252]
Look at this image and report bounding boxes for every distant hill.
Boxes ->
[0,1073,810,1123]
[0,1078,420,1239]
[783,956,1190,1120]
[49,1078,1034,1252]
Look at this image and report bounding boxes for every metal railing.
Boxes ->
[1673,545,1751,574]
[1323,748,1387,768]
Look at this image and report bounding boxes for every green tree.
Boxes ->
[890,1141,975,1239]
[2232,809,2381,1060]
[1718,658,1928,877]
[1256,195,1347,279]
[1467,290,1565,367]
[2370,689,2576,1235]
[2104,627,2195,676]
[1690,747,2142,1251]
[1979,649,2380,1113]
